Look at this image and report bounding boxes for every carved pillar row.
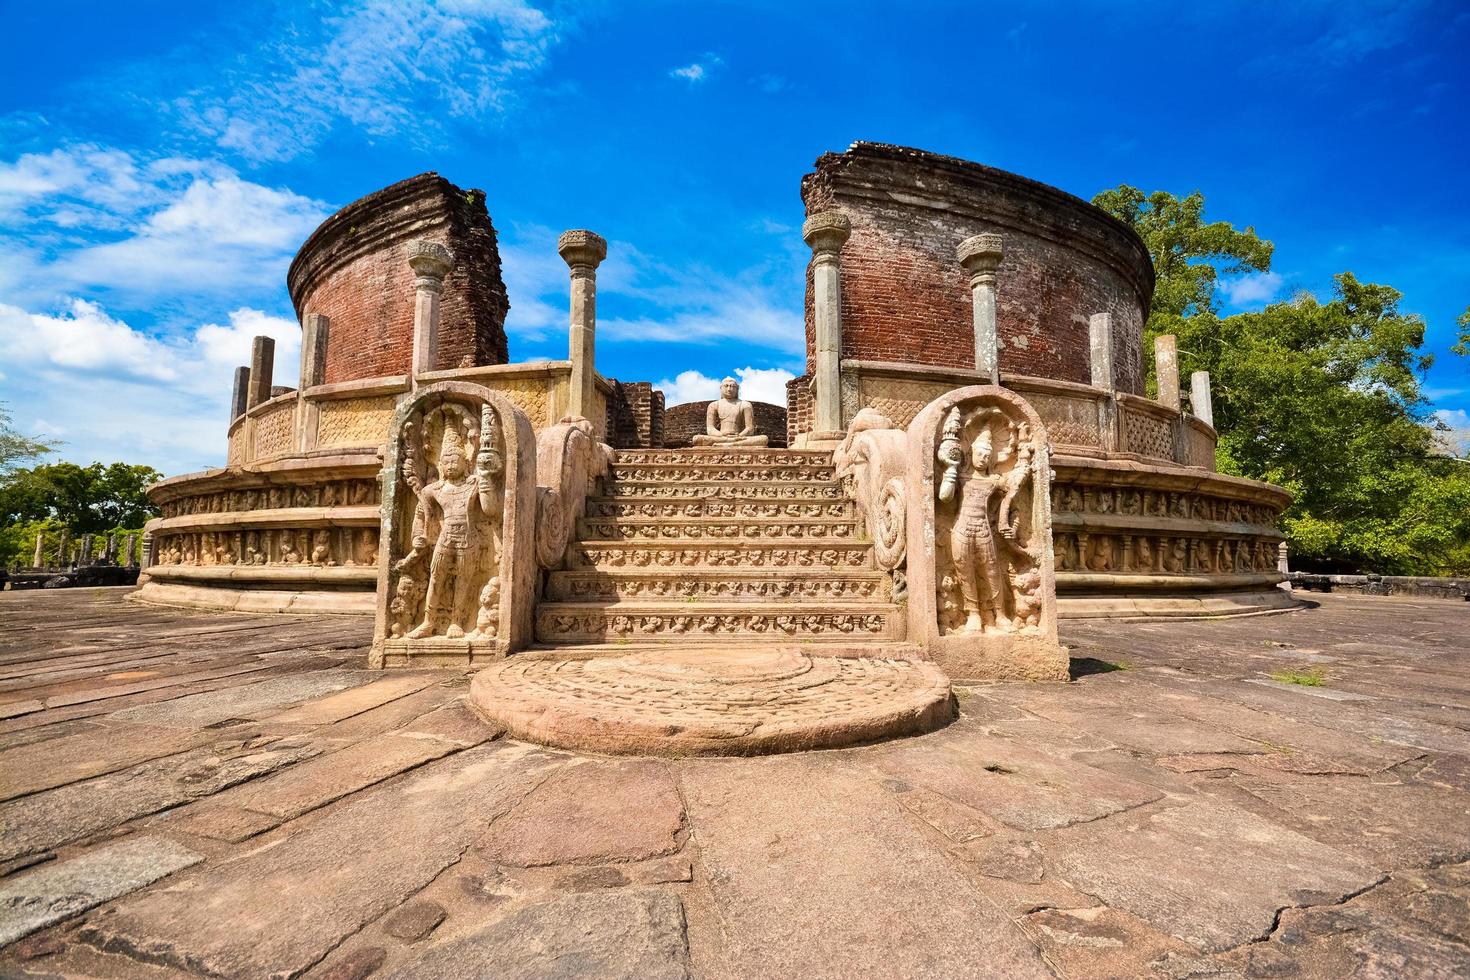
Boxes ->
[958,234,1004,383]
[803,211,851,438]
[408,241,453,381]
[558,230,608,424]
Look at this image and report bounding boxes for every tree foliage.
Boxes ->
[1,461,162,535]
[1097,187,1470,575]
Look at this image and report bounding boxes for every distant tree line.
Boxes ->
[1094,187,1470,575]
[0,406,161,567]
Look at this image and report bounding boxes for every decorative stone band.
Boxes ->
[578,520,857,541]
[585,500,852,519]
[605,464,836,483]
[536,608,902,642]
[612,449,832,467]
[547,570,892,602]
[571,543,874,570]
[603,483,845,501]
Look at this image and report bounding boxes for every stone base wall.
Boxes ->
[1290,573,1470,601]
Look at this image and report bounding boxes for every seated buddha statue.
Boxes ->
[691,377,769,447]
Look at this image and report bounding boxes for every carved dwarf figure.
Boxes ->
[692,377,768,447]
[468,578,500,640]
[400,409,504,639]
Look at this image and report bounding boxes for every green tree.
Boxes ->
[1097,188,1470,575]
[1,461,162,533]
[1093,186,1273,340]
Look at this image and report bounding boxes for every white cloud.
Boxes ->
[0,300,299,475]
[669,53,723,85]
[1220,271,1284,307]
[174,0,562,162]
[0,146,329,305]
[654,367,795,408]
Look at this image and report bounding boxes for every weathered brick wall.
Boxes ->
[608,381,665,449]
[786,375,813,445]
[802,143,1153,395]
[288,173,510,385]
[663,401,788,448]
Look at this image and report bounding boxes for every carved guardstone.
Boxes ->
[372,382,537,667]
[691,376,768,447]
[905,385,1067,681]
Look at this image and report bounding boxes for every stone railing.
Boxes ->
[831,359,1216,470]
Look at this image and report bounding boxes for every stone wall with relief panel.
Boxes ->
[251,402,296,459]
[316,396,398,449]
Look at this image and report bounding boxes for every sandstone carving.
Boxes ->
[372,382,537,666]
[905,386,1067,681]
[692,377,768,447]
[534,416,609,570]
[835,407,910,597]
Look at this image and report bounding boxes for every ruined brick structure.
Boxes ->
[288,174,511,383]
[662,400,787,448]
[608,382,665,449]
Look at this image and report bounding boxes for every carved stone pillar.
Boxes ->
[80,534,93,564]
[33,532,44,568]
[1155,335,1181,412]
[247,336,275,410]
[957,234,1004,383]
[299,312,330,450]
[558,230,607,423]
[105,534,118,563]
[803,211,851,438]
[1190,370,1214,427]
[141,530,154,569]
[57,529,69,567]
[231,366,250,421]
[1089,313,1119,453]
[408,241,453,380]
[124,533,137,567]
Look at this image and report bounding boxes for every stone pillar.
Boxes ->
[1088,314,1115,392]
[57,529,69,567]
[141,531,154,569]
[230,366,250,421]
[80,534,93,564]
[33,532,44,568]
[105,534,118,563]
[124,533,137,567]
[557,230,608,421]
[803,212,852,436]
[1155,335,1180,412]
[1190,371,1214,427]
[957,234,1004,383]
[299,313,330,450]
[408,241,454,380]
[247,336,275,410]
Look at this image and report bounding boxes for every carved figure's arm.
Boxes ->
[477,406,504,517]
[997,467,1032,541]
[739,401,756,436]
[705,401,720,436]
[411,487,433,550]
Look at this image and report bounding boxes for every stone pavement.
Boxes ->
[1,587,1467,978]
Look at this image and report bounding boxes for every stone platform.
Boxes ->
[469,648,955,756]
[2,588,1468,978]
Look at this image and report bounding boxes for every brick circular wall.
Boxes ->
[662,400,788,448]
[802,143,1154,394]
[287,173,510,385]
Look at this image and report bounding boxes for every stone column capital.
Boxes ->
[407,240,454,292]
[957,233,1004,282]
[558,230,608,277]
[802,211,851,259]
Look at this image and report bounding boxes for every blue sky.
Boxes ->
[2,0,1466,475]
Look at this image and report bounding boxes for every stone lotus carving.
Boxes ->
[371,382,537,667]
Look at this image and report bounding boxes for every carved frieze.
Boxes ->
[153,526,379,568]
[579,520,855,541]
[553,574,890,602]
[316,396,397,449]
[157,478,379,518]
[604,483,844,500]
[585,499,849,519]
[538,610,894,639]
[607,465,834,484]
[572,544,872,570]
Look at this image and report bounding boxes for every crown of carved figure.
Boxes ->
[438,421,466,459]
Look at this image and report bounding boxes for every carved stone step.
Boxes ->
[534,601,905,643]
[576,517,862,543]
[585,498,854,520]
[568,540,875,571]
[605,463,837,484]
[600,482,846,501]
[547,568,892,602]
[612,449,833,466]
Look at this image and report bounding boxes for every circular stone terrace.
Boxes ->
[470,647,955,756]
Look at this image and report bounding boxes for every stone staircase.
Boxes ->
[535,448,904,645]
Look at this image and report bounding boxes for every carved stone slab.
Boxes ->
[371,382,537,667]
[905,386,1067,681]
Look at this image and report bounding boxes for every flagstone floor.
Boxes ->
[1,587,1467,978]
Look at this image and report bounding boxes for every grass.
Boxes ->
[1270,667,1326,687]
